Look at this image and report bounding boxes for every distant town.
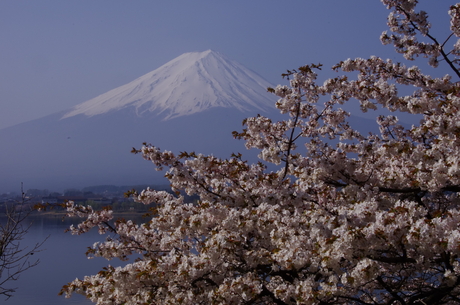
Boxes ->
[0,184,181,214]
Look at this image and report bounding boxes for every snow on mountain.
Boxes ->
[62,50,276,120]
[0,50,280,193]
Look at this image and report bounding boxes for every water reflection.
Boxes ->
[1,213,144,305]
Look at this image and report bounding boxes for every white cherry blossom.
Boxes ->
[60,1,460,304]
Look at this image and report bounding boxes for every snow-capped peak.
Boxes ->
[62,50,276,120]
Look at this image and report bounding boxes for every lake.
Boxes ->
[2,213,144,305]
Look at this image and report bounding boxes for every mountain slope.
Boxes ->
[0,51,279,193]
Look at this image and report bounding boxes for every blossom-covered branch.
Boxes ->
[60,1,460,304]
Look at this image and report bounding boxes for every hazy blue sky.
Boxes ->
[0,1,456,129]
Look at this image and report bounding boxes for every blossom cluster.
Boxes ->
[60,1,460,304]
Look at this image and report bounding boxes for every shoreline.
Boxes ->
[26,210,152,219]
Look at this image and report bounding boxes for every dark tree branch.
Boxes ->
[396,5,460,79]
[0,184,46,299]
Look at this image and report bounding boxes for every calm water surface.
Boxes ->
[2,213,143,305]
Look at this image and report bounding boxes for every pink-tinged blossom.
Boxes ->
[60,1,460,304]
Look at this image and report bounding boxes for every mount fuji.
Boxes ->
[62,50,275,121]
[0,50,279,193]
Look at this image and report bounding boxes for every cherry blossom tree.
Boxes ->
[60,1,460,304]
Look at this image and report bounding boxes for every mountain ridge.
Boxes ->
[61,50,276,121]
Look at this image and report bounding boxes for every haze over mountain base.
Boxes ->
[1,107,279,192]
